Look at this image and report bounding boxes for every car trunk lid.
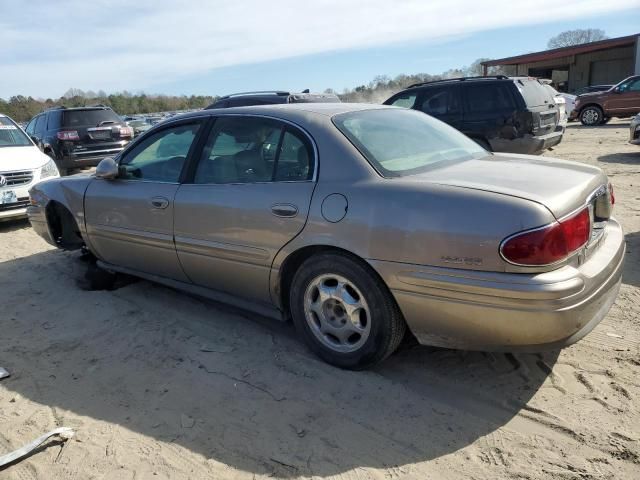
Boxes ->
[414,153,609,220]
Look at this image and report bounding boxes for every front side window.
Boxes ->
[0,116,33,147]
[25,118,37,135]
[619,78,640,92]
[120,123,201,182]
[389,92,417,109]
[194,116,313,184]
[333,108,486,177]
[34,115,46,135]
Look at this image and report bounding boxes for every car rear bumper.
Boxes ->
[369,218,624,351]
[59,144,127,169]
[489,129,563,155]
[0,206,28,221]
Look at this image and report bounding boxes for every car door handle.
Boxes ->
[271,203,298,218]
[150,196,170,209]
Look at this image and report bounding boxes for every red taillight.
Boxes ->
[119,126,133,137]
[609,183,615,206]
[57,130,80,141]
[501,207,590,266]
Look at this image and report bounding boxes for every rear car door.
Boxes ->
[84,119,205,280]
[416,85,462,129]
[174,115,316,304]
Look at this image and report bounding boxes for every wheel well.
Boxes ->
[45,201,83,250]
[278,245,385,316]
[578,103,603,114]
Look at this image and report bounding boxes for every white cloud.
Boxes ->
[1,0,638,97]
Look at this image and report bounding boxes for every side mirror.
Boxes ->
[95,157,119,180]
[613,87,621,94]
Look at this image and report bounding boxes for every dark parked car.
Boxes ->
[25,106,133,175]
[384,76,563,155]
[570,75,640,126]
[206,90,341,109]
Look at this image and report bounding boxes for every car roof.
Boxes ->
[181,103,392,123]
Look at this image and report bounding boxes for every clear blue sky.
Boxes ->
[158,11,639,96]
[1,0,639,99]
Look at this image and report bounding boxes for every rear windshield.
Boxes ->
[514,78,553,107]
[62,109,122,128]
[0,116,32,147]
[333,108,487,177]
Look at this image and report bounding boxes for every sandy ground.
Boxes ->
[1,120,639,480]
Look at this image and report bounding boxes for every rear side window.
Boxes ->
[419,87,460,115]
[47,110,62,130]
[62,109,121,128]
[464,83,516,113]
[514,78,553,107]
[194,117,313,184]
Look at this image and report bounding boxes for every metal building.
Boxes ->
[482,33,640,93]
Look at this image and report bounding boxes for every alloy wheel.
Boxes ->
[303,274,371,353]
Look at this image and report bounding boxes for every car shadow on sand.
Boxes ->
[0,218,31,234]
[598,151,640,164]
[0,249,561,477]
[622,230,640,288]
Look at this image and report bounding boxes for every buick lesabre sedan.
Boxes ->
[27,104,624,369]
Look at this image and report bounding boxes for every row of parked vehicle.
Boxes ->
[0,74,636,368]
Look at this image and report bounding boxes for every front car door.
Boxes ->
[606,77,640,116]
[84,119,205,281]
[174,115,316,305]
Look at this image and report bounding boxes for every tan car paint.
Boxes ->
[28,104,624,352]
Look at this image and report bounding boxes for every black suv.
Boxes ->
[384,76,563,155]
[25,105,133,175]
[206,90,341,109]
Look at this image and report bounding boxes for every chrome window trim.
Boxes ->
[499,184,608,268]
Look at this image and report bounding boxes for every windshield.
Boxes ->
[0,116,33,147]
[62,108,121,127]
[333,108,487,177]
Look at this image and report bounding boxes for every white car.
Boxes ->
[0,113,59,221]
[541,83,569,128]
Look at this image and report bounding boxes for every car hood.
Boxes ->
[411,153,607,219]
[0,146,51,172]
[576,91,605,100]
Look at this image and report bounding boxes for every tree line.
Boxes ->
[0,90,216,122]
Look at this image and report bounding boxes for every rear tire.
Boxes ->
[289,252,406,369]
[580,106,604,126]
